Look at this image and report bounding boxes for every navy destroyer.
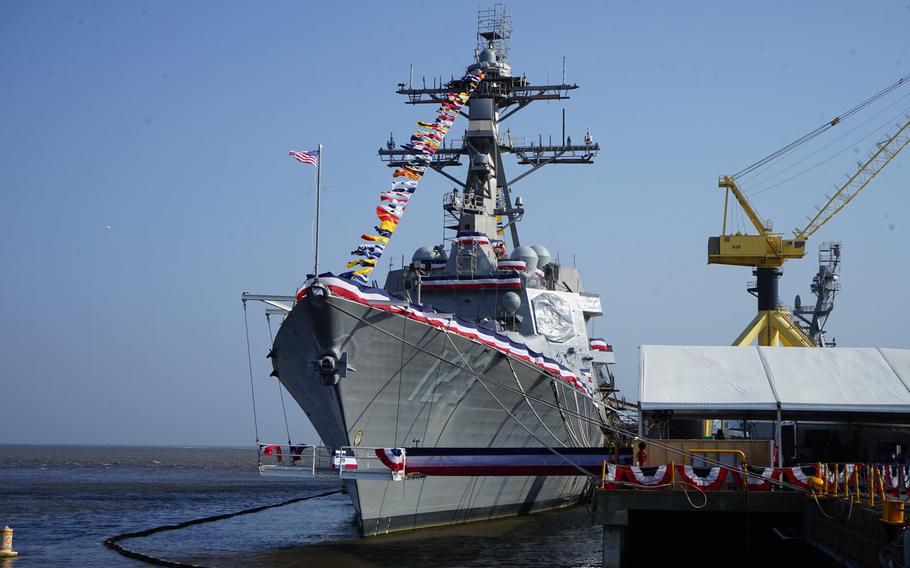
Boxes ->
[268,8,626,535]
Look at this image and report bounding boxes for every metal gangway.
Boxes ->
[258,444,631,482]
[257,444,408,481]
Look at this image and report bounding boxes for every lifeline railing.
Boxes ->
[257,444,336,477]
[257,444,405,481]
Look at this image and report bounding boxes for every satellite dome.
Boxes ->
[530,245,551,268]
[412,246,436,262]
[479,48,497,66]
[510,246,539,273]
[501,291,521,315]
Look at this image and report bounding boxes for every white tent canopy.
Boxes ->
[640,346,910,417]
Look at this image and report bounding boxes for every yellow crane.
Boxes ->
[709,77,910,347]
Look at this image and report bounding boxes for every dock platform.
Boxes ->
[594,488,910,567]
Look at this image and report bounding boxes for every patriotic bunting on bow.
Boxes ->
[296,274,598,398]
[375,448,406,472]
[338,68,486,283]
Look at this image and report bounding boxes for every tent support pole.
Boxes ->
[775,408,783,467]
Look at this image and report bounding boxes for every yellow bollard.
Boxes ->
[0,526,18,558]
[878,468,888,504]
[882,499,906,525]
[844,466,851,501]
[807,477,824,493]
[854,465,862,504]
[870,467,876,508]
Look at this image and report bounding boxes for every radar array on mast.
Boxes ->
[379,4,599,248]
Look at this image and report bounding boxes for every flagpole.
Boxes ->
[314,144,322,276]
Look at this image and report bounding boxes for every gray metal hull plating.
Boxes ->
[272,292,602,535]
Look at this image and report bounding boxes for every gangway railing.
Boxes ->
[336,446,408,481]
[261,446,633,481]
[257,444,336,478]
[257,444,405,481]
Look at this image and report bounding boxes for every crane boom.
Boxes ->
[707,75,910,348]
[720,175,770,236]
[796,116,910,239]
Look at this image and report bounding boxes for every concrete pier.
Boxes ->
[594,490,821,567]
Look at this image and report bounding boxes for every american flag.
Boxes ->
[289,149,319,165]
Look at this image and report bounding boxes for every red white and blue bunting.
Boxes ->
[497,259,527,272]
[602,463,622,490]
[340,69,486,284]
[881,464,910,496]
[674,465,730,491]
[733,466,781,491]
[375,448,406,472]
[297,274,597,399]
[590,338,611,352]
[782,465,816,489]
[420,275,522,290]
[626,465,671,487]
[454,231,491,247]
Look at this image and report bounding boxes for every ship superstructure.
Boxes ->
[268,7,625,535]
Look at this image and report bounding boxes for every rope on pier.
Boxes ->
[102,489,342,568]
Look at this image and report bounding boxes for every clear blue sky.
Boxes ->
[2,2,908,446]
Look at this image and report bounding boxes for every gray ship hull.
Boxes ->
[272,291,603,535]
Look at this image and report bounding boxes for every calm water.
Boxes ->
[0,446,603,567]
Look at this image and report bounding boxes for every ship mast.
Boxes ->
[379,4,599,267]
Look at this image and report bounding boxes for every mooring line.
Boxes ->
[103,489,342,568]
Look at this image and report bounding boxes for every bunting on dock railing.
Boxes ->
[626,465,671,487]
[602,463,622,490]
[880,464,910,496]
[674,465,730,491]
[296,274,597,399]
[732,466,781,491]
[782,465,816,489]
[339,68,486,284]
[823,463,861,490]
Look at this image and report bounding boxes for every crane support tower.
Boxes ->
[793,242,843,347]
[708,92,910,346]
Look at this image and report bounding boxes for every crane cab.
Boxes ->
[708,234,807,268]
